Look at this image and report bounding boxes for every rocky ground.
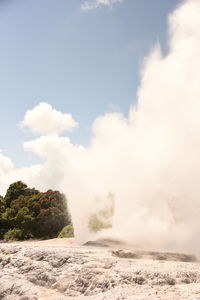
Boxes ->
[0,238,200,299]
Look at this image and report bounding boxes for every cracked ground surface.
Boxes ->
[0,238,200,299]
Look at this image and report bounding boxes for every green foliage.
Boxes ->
[4,181,39,208]
[29,190,71,238]
[0,195,5,217]
[3,228,33,241]
[0,181,72,240]
[88,193,115,233]
[58,224,74,238]
[88,214,112,232]
[0,196,6,239]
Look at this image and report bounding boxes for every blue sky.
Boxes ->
[0,0,181,167]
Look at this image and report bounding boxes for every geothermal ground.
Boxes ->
[0,238,200,300]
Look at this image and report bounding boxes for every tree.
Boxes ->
[0,182,72,240]
[4,181,39,208]
[0,195,6,238]
[30,190,71,238]
[0,195,4,212]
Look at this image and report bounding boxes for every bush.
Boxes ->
[88,214,112,232]
[57,224,74,238]
[3,228,33,241]
[88,193,114,232]
[0,181,72,240]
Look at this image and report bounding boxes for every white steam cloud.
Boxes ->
[1,0,200,253]
[21,102,78,135]
[81,0,123,11]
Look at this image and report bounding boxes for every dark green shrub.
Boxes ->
[57,224,74,238]
[88,214,112,232]
[88,193,114,232]
[3,228,33,241]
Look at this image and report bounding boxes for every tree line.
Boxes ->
[0,181,73,240]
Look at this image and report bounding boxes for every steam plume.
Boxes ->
[1,0,200,253]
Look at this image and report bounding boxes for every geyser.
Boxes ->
[1,0,200,254]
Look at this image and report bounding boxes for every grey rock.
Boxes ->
[0,241,199,300]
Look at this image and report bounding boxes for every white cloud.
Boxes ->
[0,153,13,178]
[2,0,200,253]
[81,0,123,11]
[21,102,78,135]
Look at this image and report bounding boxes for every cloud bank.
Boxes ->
[1,0,200,253]
[81,0,123,11]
